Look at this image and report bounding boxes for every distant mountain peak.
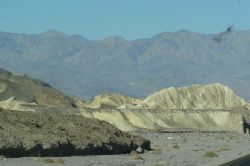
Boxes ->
[41,29,66,36]
[175,29,192,34]
[102,36,128,43]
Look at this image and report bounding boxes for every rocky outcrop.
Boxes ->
[137,83,246,109]
[0,109,150,157]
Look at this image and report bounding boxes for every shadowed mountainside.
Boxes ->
[0,29,250,99]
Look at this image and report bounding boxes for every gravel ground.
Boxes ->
[1,131,250,166]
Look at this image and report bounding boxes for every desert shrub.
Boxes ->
[183,138,187,143]
[203,151,218,157]
[173,144,180,149]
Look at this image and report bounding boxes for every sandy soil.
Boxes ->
[1,131,250,166]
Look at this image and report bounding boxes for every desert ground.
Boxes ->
[1,131,250,166]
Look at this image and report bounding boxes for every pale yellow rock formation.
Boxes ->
[79,83,249,133]
[242,103,250,110]
[0,97,37,111]
[137,83,246,109]
[80,108,247,133]
[82,93,142,109]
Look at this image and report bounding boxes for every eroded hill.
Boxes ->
[79,83,250,133]
[137,83,246,109]
[0,68,76,109]
[82,83,247,110]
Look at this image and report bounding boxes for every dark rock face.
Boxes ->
[0,109,150,157]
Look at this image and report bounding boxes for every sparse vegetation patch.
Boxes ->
[203,151,218,157]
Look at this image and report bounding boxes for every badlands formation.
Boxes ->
[80,83,250,133]
[1,68,250,155]
[1,67,250,134]
[2,68,250,165]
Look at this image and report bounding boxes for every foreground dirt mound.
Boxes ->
[137,83,246,109]
[0,68,76,108]
[0,109,150,157]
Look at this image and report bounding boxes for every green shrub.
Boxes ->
[173,144,180,149]
[203,151,218,157]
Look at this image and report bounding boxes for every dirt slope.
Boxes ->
[0,109,150,157]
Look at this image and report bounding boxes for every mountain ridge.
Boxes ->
[1,29,250,99]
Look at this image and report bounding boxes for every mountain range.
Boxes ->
[1,29,250,99]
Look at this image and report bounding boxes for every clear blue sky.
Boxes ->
[1,0,250,40]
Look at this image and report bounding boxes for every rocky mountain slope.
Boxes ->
[0,108,150,157]
[0,29,250,99]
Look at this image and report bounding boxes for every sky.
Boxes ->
[0,0,250,40]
